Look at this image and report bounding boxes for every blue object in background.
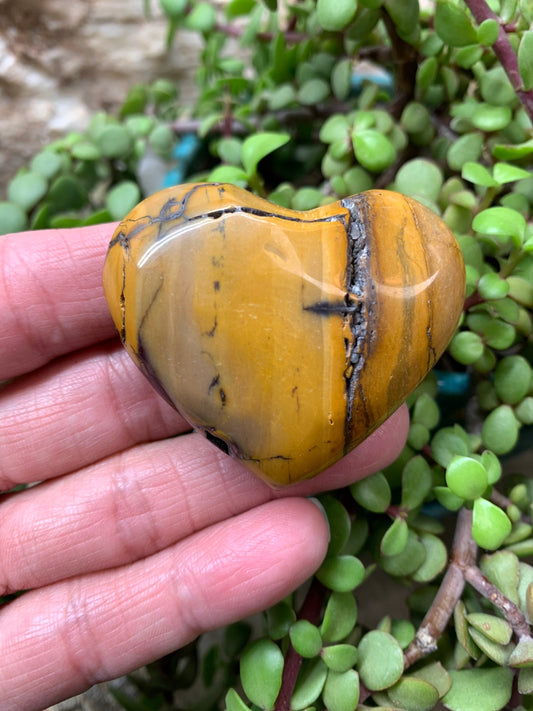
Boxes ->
[434,370,471,397]
[163,133,202,188]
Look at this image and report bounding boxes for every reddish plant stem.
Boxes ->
[404,508,477,666]
[464,0,533,123]
[274,579,328,711]
[463,292,484,311]
[380,8,418,119]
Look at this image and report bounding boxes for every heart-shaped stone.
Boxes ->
[103,183,465,486]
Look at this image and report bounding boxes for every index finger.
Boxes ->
[0,224,118,380]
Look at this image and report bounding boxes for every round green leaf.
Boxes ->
[449,331,484,365]
[297,77,330,106]
[480,550,520,604]
[380,517,409,557]
[0,201,28,235]
[493,162,531,183]
[291,187,324,211]
[391,620,416,649]
[447,132,484,170]
[401,455,433,509]
[30,151,63,179]
[159,0,187,18]
[8,171,48,211]
[462,162,498,188]
[478,272,510,300]
[316,0,358,31]
[48,176,88,212]
[480,66,516,106]
[321,644,358,672]
[472,498,512,550]
[433,486,465,511]
[477,18,500,46]
[472,104,512,132]
[350,471,391,512]
[446,456,488,500]
[289,620,323,658]
[442,667,513,711]
[431,426,470,468]
[290,658,327,710]
[466,613,512,645]
[352,130,397,172]
[378,528,426,577]
[482,405,520,454]
[331,58,352,100]
[494,355,532,404]
[321,591,358,643]
[96,124,133,159]
[389,676,440,711]
[316,555,365,592]
[516,397,533,424]
[266,601,296,640]
[483,319,516,350]
[412,393,440,430]
[323,669,360,711]
[474,206,527,244]
[184,2,217,32]
[208,165,249,186]
[518,30,533,91]
[407,422,430,449]
[148,124,175,157]
[320,495,351,558]
[240,639,284,710]
[357,630,404,691]
[435,1,477,46]
[411,532,448,582]
[241,132,290,176]
[401,102,431,134]
[268,84,295,110]
[105,181,141,221]
[71,142,101,161]
[396,158,443,202]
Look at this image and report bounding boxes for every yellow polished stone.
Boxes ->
[103,183,465,486]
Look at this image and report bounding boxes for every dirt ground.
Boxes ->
[0,0,201,195]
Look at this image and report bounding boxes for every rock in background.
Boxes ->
[0,0,201,195]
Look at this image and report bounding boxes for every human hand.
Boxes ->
[0,224,408,711]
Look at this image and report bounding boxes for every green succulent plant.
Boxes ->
[3,0,533,709]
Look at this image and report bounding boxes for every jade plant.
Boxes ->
[2,0,533,709]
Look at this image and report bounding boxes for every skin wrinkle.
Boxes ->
[58,578,114,691]
[0,344,188,489]
[3,233,71,362]
[0,226,117,380]
[109,450,180,562]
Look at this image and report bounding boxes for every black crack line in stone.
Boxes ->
[340,195,376,442]
[303,299,359,315]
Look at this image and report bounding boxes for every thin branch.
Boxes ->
[404,508,477,666]
[274,579,328,711]
[463,565,532,638]
[380,8,418,119]
[464,0,533,123]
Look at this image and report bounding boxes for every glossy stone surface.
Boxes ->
[103,183,465,486]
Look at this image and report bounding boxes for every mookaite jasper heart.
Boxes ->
[103,183,465,486]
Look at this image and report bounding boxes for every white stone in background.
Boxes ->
[0,0,202,194]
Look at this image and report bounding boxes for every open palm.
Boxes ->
[0,224,408,711]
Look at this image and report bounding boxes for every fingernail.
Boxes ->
[308,496,331,542]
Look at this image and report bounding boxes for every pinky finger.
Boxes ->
[0,497,329,711]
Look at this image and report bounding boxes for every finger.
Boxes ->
[0,341,189,490]
[0,224,118,380]
[0,407,408,594]
[0,498,329,711]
